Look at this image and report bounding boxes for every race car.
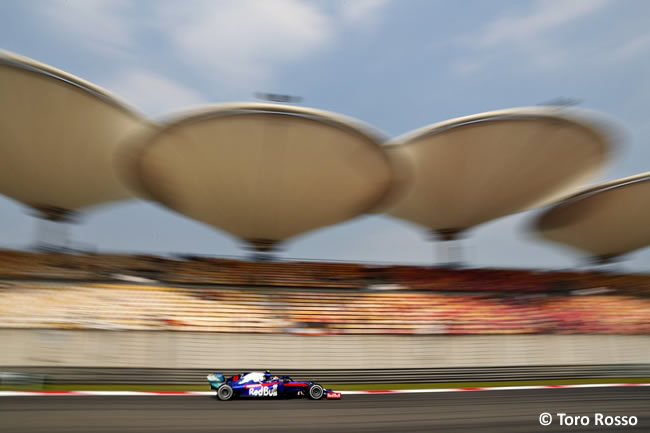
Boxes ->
[207,370,341,401]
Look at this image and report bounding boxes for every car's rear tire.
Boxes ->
[217,384,234,401]
[307,384,324,400]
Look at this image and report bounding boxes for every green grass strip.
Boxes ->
[2,377,649,392]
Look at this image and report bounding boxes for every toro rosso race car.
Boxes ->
[207,370,341,401]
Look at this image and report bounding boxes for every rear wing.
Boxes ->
[206,373,225,383]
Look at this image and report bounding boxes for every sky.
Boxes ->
[1,0,649,271]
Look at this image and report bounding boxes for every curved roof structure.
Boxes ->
[535,172,650,260]
[0,51,151,219]
[381,107,615,239]
[121,103,393,251]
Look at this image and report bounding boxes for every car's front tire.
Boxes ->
[217,384,234,401]
[307,384,324,400]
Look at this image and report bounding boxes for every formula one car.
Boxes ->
[207,370,341,401]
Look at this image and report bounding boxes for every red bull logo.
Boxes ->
[248,384,278,397]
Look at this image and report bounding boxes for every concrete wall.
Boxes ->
[1,330,649,369]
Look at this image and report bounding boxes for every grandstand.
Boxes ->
[0,249,648,292]
[0,251,648,335]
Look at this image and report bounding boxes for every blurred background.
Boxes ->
[1,1,649,431]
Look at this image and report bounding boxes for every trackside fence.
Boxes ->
[2,365,650,385]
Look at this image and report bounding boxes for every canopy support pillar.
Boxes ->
[244,239,281,262]
[29,206,78,252]
[431,229,464,268]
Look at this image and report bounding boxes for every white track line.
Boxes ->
[1,383,649,397]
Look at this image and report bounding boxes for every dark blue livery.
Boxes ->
[207,370,341,401]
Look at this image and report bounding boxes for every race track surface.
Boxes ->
[2,388,649,433]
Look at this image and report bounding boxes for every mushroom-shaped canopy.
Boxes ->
[535,172,650,261]
[381,107,614,239]
[0,51,150,220]
[121,103,392,251]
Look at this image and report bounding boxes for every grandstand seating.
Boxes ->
[1,249,649,335]
[1,282,649,335]
[0,249,648,295]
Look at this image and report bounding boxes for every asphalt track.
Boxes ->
[2,388,649,433]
